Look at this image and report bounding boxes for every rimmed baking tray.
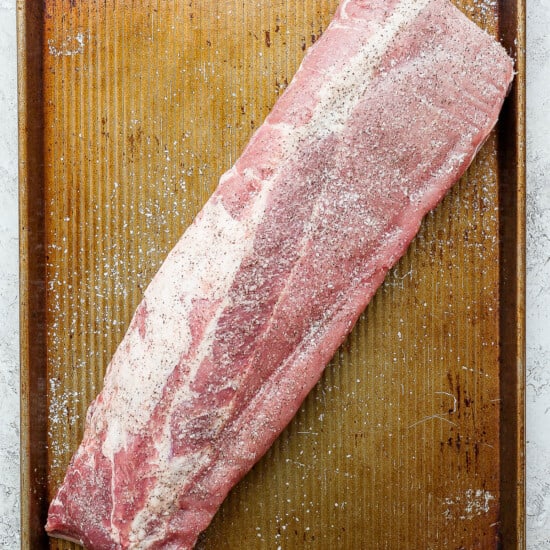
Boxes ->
[18,1,525,548]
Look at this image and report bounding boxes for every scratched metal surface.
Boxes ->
[19,0,525,548]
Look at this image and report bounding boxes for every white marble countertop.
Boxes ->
[0,1,548,548]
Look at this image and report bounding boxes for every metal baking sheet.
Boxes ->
[18,0,525,548]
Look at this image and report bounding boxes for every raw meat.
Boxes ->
[46,0,514,548]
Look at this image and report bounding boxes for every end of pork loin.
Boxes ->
[46,434,118,549]
[47,0,514,548]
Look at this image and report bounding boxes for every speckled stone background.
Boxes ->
[526,0,550,547]
[0,1,547,548]
[0,1,21,548]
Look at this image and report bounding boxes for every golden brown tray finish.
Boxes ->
[18,0,525,548]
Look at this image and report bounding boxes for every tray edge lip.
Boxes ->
[513,0,527,546]
[495,0,527,547]
[18,0,32,546]
[18,0,48,547]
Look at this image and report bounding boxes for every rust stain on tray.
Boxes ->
[18,0,525,548]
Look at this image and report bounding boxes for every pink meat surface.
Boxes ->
[46,0,514,548]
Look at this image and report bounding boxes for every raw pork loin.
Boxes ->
[46,0,514,547]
